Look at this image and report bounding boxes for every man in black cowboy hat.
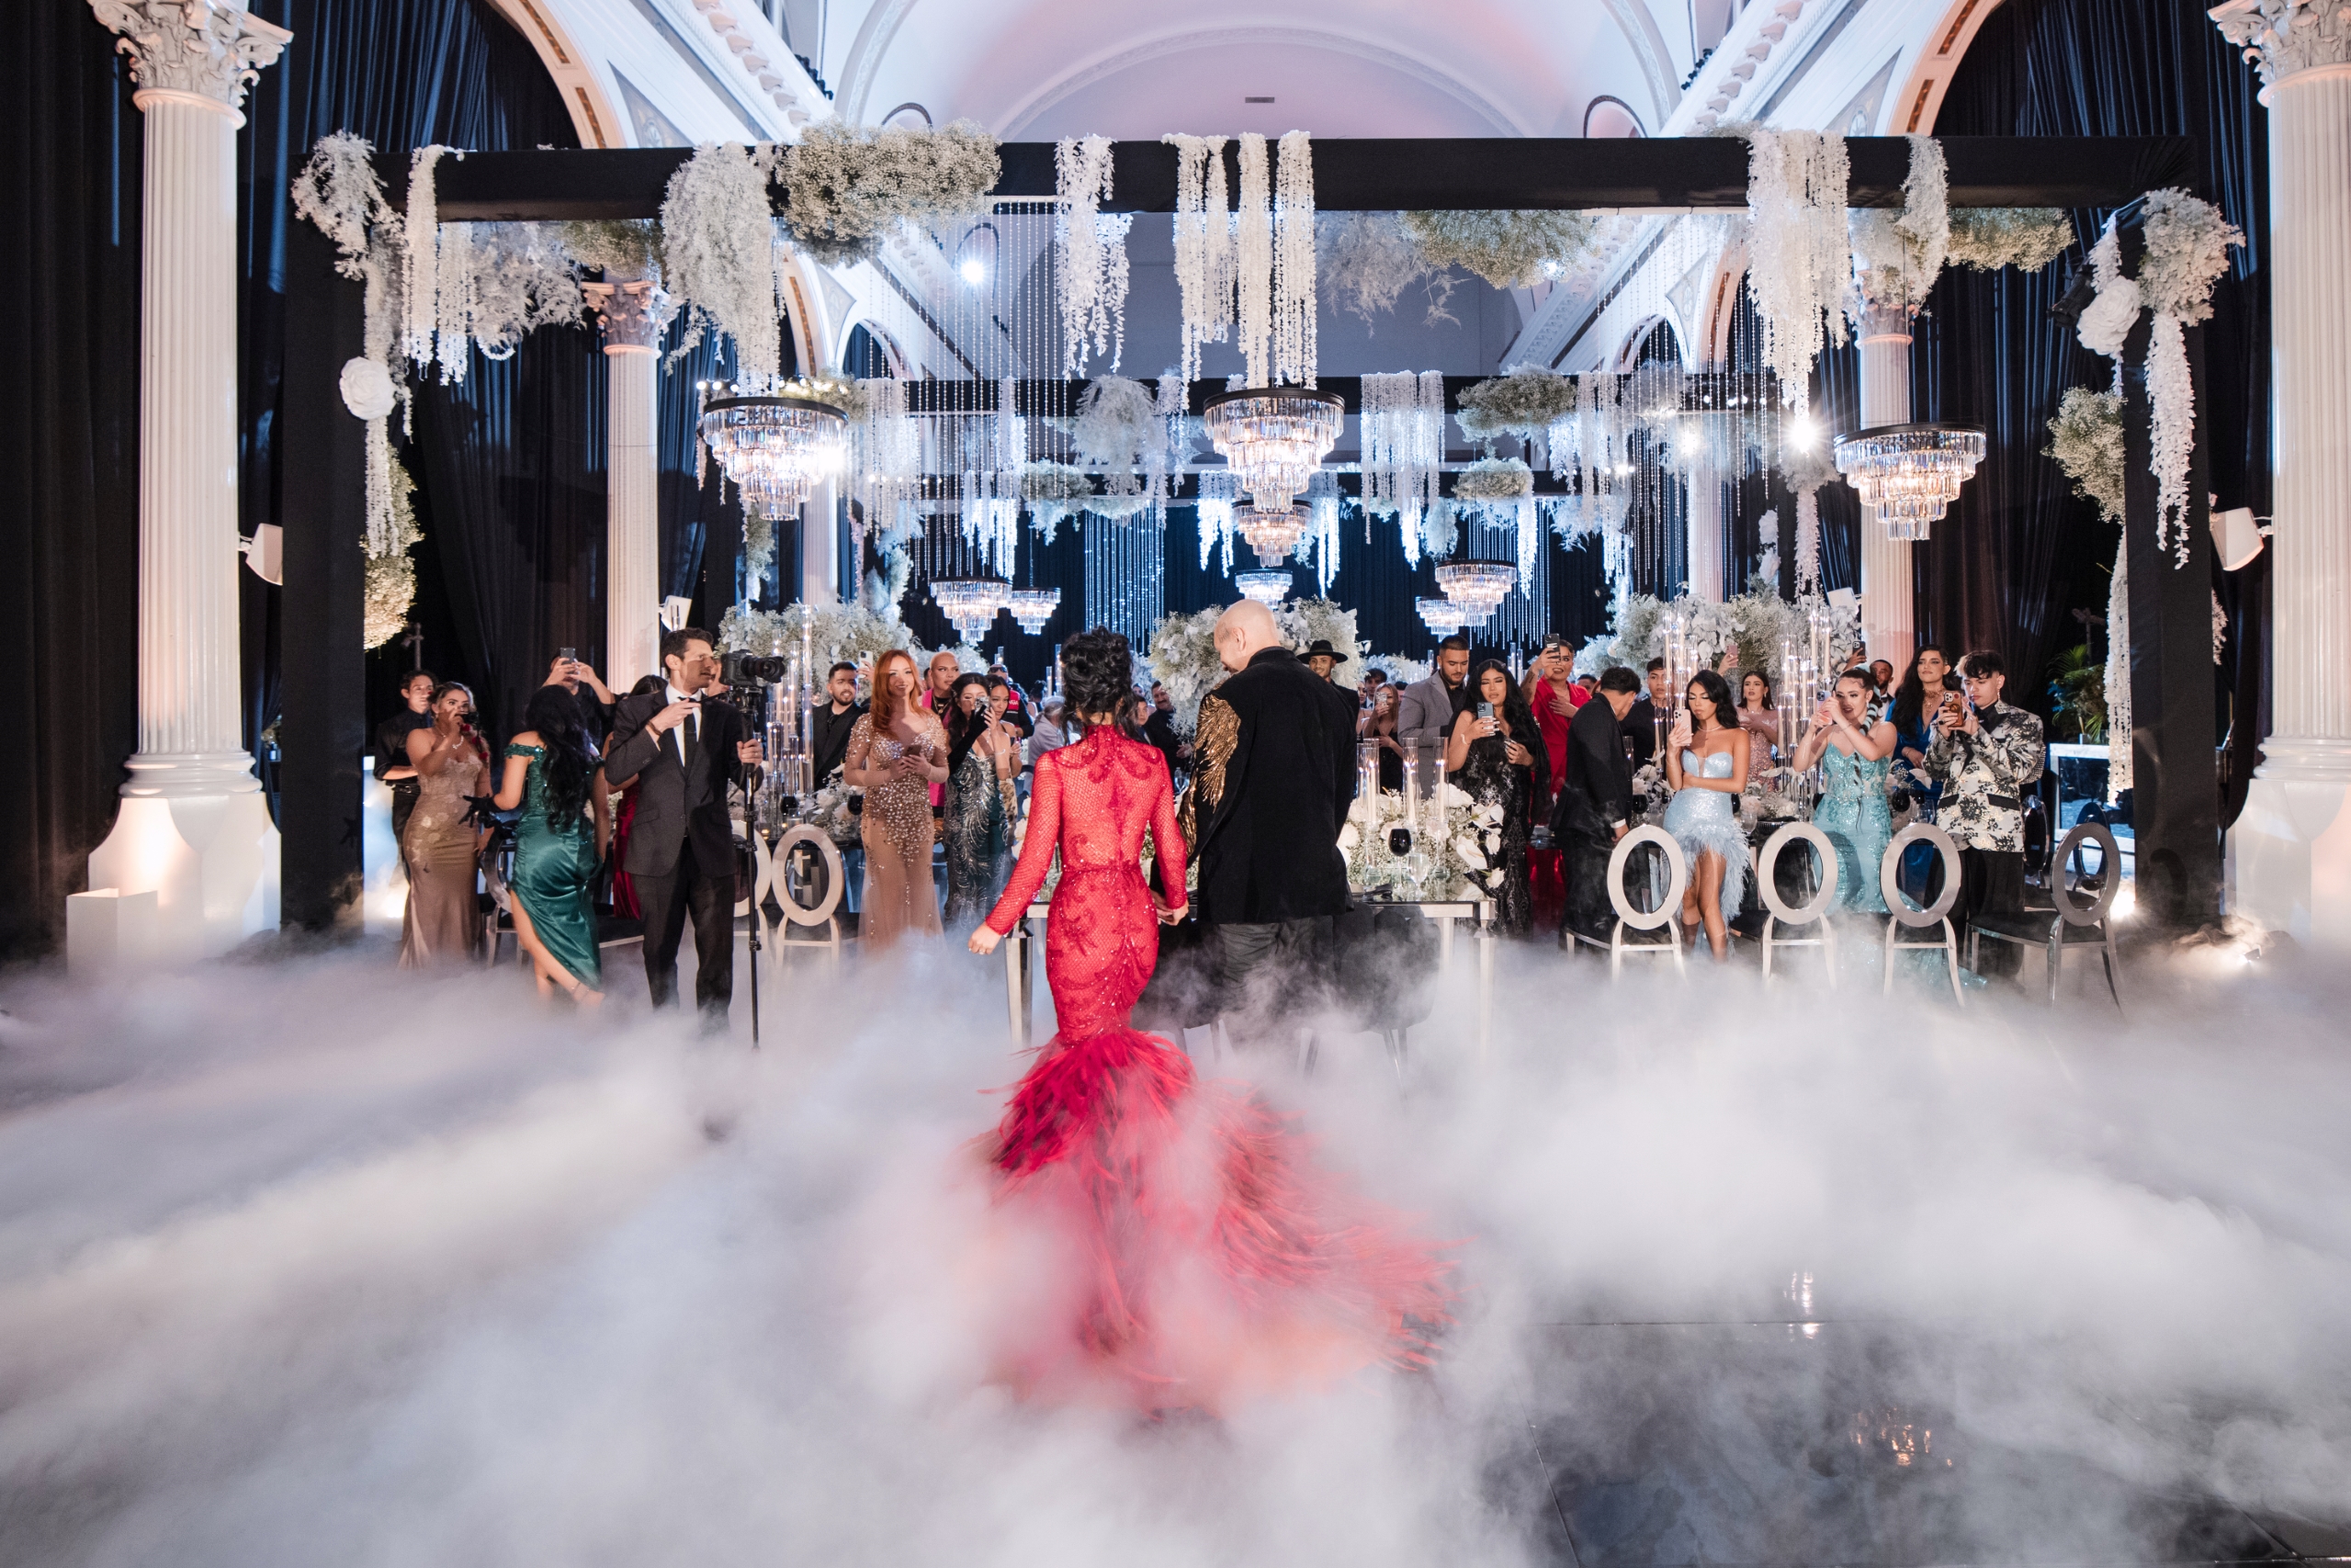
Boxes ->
[1302,637,1350,681]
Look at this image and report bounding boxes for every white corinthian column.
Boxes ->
[1855,300,1916,671]
[583,278,668,692]
[2213,0,2351,947]
[83,0,290,960]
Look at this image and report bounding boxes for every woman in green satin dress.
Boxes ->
[1794,669,1899,912]
[492,685,612,1003]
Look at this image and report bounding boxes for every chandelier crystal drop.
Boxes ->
[1234,570,1293,605]
[1832,423,1987,541]
[697,393,850,521]
[1416,595,1469,635]
[1235,504,1310,566]
[930,577,1010,641]
[1006,586,1062,635]
[1434,557,1520,620]
[1202,387,1344,514]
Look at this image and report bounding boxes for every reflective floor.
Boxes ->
[1507,1314,2351,1567]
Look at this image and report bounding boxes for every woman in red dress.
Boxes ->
[966,627,1452,1411]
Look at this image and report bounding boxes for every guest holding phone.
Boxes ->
[1444,660,1549,936]
[398,682,492,969]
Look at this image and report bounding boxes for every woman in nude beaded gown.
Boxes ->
[844,649,949,947]
[966,627,1452,1412]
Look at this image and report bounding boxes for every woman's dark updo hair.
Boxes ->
[1060,626,1135,731]
[1685,669,1737,733]
[944,671,993,774]
[523,684,596,829]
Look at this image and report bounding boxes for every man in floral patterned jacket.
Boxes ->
[1924,649,2044,977]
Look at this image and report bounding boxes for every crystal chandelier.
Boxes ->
[1006,587,1061,635]
[930,578,1009,641]
[1417,595,1469,635]
[697,391,849,520]
[1235,570,1293,605]
[1832,423,1987,541]
[1434,557,1519,621]
[1234,505,1309,566]
[1203,388,1344,514]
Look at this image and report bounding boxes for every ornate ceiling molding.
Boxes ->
[1595,0,1680,125]
[992,24,1532,139]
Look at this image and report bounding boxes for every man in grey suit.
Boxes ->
[1396,635,1472,750]
[604,626,763,1021]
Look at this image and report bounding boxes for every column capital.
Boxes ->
[2211,1,2351,96]
[581,278,673,355]
[88,0,291,122]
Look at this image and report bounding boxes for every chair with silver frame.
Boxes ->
[1565,823,1689,980]
[1757,820,1839,987]
[1966,819,2125,1012]
[1879,821,1966,1005]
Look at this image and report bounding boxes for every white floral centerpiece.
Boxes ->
[1144,598,1362,735]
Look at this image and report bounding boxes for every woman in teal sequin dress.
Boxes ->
[492,686,612,1003]
[1795,669,1899,912]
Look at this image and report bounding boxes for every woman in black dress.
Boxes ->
[1442,659,1551,935]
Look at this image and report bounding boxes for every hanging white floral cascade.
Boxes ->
[2046,384,2131,797]
[1304,469,1343,593]
[292,133,404,556]
[1847,135,1950,322]
[1196,469,1238,574]
[1056,136,1130,375]
[661,141,786,383]
[1742,128,1850,414]
[2074,191,2243,568]
[1163,135,1234,384]
[1781,443,1839,596]
[852,376,921,559]
[1163,132,1315,389]
[1069,375,1157,525]
[1362,371,1445,568]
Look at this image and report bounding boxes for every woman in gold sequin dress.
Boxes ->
[844,649,950,947]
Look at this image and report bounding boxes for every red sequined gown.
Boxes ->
[978,726,1453,1409]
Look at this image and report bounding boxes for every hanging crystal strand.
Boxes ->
[1273,131,1316,389]
[1235,134,1272,388]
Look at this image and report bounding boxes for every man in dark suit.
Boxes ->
[1622,655,1670,770]
[808,660,865,786]
[1181,600,1358,1037]
[1553,666,1643,944]
[604,626,763,1020]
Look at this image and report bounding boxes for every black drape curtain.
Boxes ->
[0,9,143,958]
[1920,0,2268,738]
[413,330,608,742]
[239,0,582,750]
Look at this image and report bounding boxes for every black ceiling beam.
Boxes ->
[379,136,2197,223]
[895,372,1782,418]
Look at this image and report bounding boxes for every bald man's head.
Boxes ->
[1214,600,1282,672]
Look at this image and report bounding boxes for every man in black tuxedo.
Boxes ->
[1553,666,1643,944]
[604,626,763,1020]
[1623,655,1669,770]
[1181,600,1358,1035]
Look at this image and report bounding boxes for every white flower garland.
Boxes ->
[1273,130,1317,388]
[1946,209,2074,272]
[1235,133,1272,387]
[2045,386,2126,525]
[402,145,447,367]
[1781,442,1838,596]
[1742,128,1849,414]
[778,119,1000,267]
[1400,210,1597,290]
[361,455,424,649]
[661,141,784,382]
[1056,136,1127,375]
[1163,134,1233,385]
[1194,469,1238,573]
[1848,134,1948,316]
[2076,193,2243,568]
[1362,370,1446,568]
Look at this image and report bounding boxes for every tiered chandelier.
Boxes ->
[1006,587,1061,635]
[1832,423,1987,541]
[1235,570,1293,605]
[1433,558,1519,625]
[1204,387,1343,566]
[1416,596,1468,636]
[930,578,1009,641]
[1235,506,1308,565]
[696,389,849,520]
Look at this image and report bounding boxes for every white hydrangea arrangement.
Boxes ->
[1945,209,2075,273]
[361,455,423,649]
[1454,369,1578,443]
[1402,209,1598,289]
[778,120,1001,266]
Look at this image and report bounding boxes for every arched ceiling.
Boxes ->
[827,0,1699,141]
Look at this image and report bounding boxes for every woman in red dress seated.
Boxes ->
[966,626,1452,1411]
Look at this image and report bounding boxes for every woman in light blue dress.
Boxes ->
[1663,670,1752,960]
[1795,669,1898,912]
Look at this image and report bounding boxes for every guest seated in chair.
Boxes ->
[1924,649,2044,978]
